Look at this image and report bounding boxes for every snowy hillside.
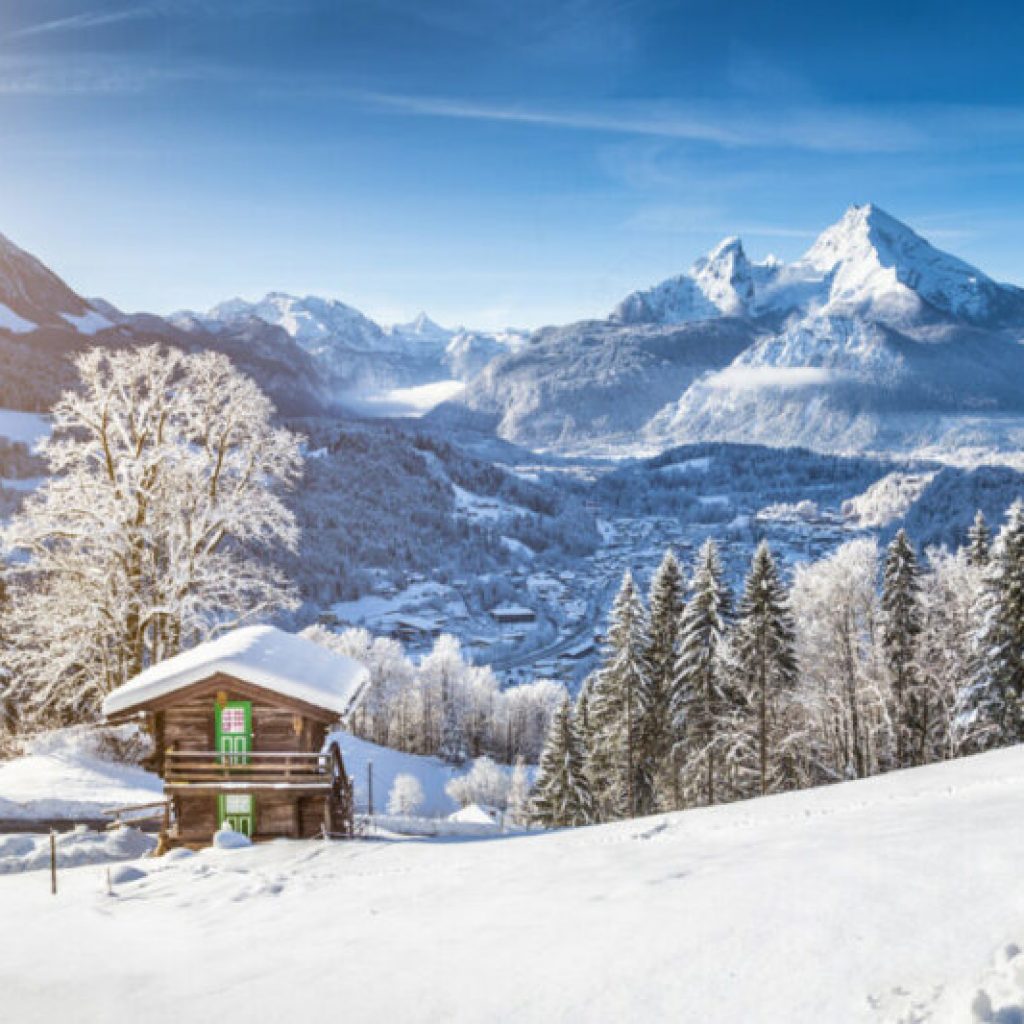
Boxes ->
[4,745,1024,1021]
[0,231,114,336]
[0,727,162,821]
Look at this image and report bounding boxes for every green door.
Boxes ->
[218,793,255,837]
[215,701,254,836]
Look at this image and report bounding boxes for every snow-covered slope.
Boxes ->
[0,727,162,821]
[3,746,1024,1021]
[0,232,113,337]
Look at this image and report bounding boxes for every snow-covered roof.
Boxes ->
[102,625,369,719]
[447,803,500,826]
[489,603,536,619]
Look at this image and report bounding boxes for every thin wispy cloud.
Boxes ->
[355,90,1024,160]
[7,5,159,40]
[355,91,931,154]
[0,54,237,96]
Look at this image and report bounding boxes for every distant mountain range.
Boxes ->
[0,231,526,416]
[3,204,1024,460]
[174,295,527,395]
[441,204,1024,457]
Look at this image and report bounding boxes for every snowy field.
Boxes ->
[3,745,1024,1022]
[0,727,162,820]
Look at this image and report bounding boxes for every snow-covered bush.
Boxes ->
[445,757,511,810]
[387,774,425,816]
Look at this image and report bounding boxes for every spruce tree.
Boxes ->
[967,510,991,567]
[672,538,732,807]
[882,529,923,768]
[964,501,1024,749]
[732,541,799,796]
[645,548,685,807]
[531,696,594,827]
[589,570,655,819]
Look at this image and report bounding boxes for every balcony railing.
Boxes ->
[164,750,331,788]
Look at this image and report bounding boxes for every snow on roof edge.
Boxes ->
[101,625,369,719]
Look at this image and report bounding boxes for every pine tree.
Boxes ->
[589,570,655,819]
[531,696,594,827]
[672,538,732,807]
[967,510,991,567]
[645,548,685,808]
[882,529,923,768]
[439,670,467,765]
[962,501,1024,749]
[732,542,800,797]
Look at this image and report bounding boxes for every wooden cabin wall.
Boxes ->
[175,794,218,842]
[175,793,328,841]
[156,673,332,755]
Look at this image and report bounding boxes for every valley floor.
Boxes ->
[3,746,1024,1022]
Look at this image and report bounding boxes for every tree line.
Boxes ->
[531,507,1021,826]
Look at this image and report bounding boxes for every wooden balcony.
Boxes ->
[164,751,333,792]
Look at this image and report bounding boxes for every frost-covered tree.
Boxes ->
[2,346,302,726]
[387,774,425,817]
[961,501,1024,750]
[916,548,983,763]
[445,755,510,809]
[882,530,923,768]
[646,548,685,807]
[531,696,594,828]
[302,625,414,748]
[589,570,655,819]
[967,510,991,568]
[790,539,889,781]
[507,756,532,827]
[672,538,733,807]
[731,542,801,797]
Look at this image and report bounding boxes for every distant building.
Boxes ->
[490,603,537,626]
[388,616,443,645]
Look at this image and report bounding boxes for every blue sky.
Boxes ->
[1,0,1023,329]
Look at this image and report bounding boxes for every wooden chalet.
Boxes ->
[102,625,369,849]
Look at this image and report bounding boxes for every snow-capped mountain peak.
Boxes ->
[612,235,761,325]
[204,292,385,351]
[385,312,454,345]
[611,203,1024,330]
[797,203,1024,326]
[690,236,755,316]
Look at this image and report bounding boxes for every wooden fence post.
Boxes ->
[49,829,57,895]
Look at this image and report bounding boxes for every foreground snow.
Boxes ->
[3,746,1024,1021]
